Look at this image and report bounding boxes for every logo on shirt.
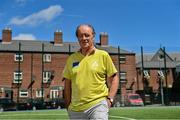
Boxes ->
[72,62,79,67]
[91,61,99,70]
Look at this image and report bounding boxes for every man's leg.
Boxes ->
[85,100,109,120]
[68,110,87,120]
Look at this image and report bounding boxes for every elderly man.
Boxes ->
[63,24,119,120]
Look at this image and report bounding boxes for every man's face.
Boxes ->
[77,25,94,49]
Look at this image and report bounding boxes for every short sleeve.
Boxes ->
[105,53,117,77]
[63,57,72,80]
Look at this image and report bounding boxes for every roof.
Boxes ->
[150,48,174,62]
[136,48,180,68]
[176,63,180,72]
[0,40,134,54]
[169,53,180,63]
[136,61,177,68]
[176,63,180,67]
[136,51,180,63]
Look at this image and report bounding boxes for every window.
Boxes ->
[120,72,127,81]
[13,71,23,83]
[50,90,59,99]
[143,70,150,78]
[158,53,164,61]
[14,53,23,62]
[43,54,51,62]
[20,90,28,97]
[59,86,64,91]
[36,90,44,98]
[157,70,164,78]
[43,71,51,83]
[119,55,126,63]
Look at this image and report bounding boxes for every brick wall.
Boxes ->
[0,51,137,103]
[0,52,69,101]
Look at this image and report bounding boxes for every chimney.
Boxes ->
[54,30,63,45]
[2,27,12,44]
[100,32,108,46]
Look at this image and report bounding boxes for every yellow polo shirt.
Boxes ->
[63,49,117,111]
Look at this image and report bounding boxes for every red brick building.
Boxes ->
[0,28,136,106]
[136,48,179,104]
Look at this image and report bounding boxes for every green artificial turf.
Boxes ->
[0,106,180,120]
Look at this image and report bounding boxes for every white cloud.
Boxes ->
[13,33,36,40]
[9,5,63,26]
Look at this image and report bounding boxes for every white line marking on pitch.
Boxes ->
[0,113,67,116]
[0,113,136,120]
[109,115,136,120]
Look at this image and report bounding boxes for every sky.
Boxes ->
[0,0,179,53]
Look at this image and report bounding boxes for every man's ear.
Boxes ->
[93,35,95,41]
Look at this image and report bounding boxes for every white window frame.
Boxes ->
[13,72,23,83]
[120,72,126,81]
[50,89,59,99]
[59,86,64,91]
[143,70,150,78]
[20,90,28,97]
[36,90,44,98]
[119,55,126,63]
[43,54,51,62]
[14,53,23,62]
[157,70,164,78]
[43,71,51,83]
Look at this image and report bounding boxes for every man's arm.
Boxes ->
[64,78,71,110]
[107,73,119,107]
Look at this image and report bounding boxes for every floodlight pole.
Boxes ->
[163,47,168,105]
[159,54,164,105]
[17,42,21,110]
[141,46,146,105]
[118,46,122,106]
[41,43,44,103]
